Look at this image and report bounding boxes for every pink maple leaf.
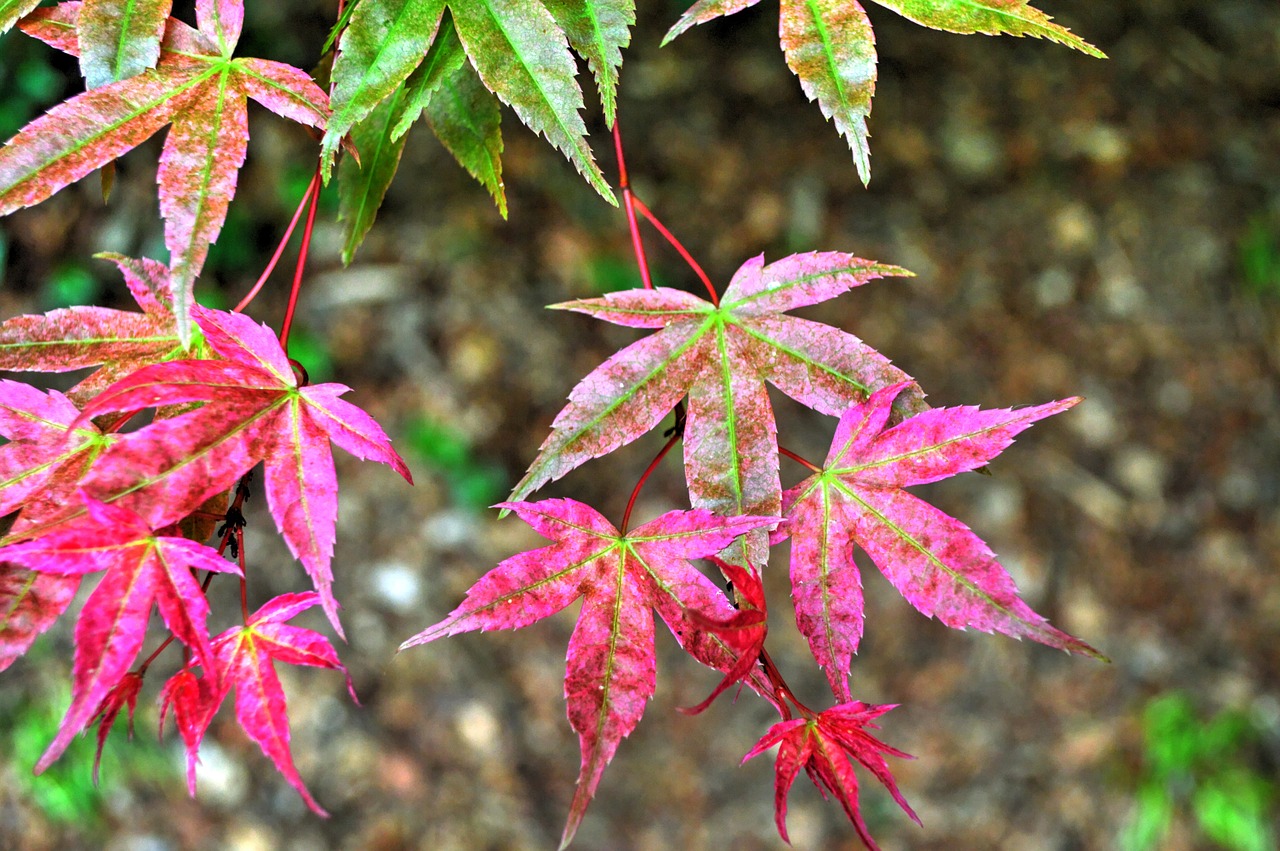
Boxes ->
[90,670,143,784]
[774,381,1101,702]
[510,252,924,566]
[64,305,412,637]
[0,379,110,522]
[743,700,919,849]
[0,255,188,402]
[677,556,768,715]
[158,666,220,795]
[206,592,357,815]
[0,493,240,772]
[5,0,331,343]
[400,498,778,848]
[0,563,80,674]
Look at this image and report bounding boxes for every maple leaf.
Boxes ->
[68,306,412,636]
[400,499,777,848]
[780,0,877,184]
[677,556,767,715]
[90,670,143,784]
[510,252,925,565]
[207,592,357,816]
[662,0,1101,182]
[158,667,219,795]
[337,13,509,261]
[0,381,113,670]
[774,381,1102,701]
[323,0,615,203]
[0,379,111,519]
[743,700,919,849]
[542,0,634,127]
[4,0,331,344]
[872,0,1104,58]
[0,564,80,673]
[0,255,191,403]
[76,0,172,89]
[0,493,240,772]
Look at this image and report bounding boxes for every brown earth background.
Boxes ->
[1,0,1278,848]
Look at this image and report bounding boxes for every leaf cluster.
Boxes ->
[0,0,1105,844]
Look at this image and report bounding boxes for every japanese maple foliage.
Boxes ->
[743,700,919,850]
[0,0,1106,845]
[401,499,779,848]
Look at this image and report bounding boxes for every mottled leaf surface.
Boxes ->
[77,0,172,88]
[542,0,633,126]
[511,252,923,564]
[780,0,876,184]
[449,0,615,203]
[71,307,411,636]
[0,0,40,34]
[0,255,187,402]
[0,495,239,772]
[401,499,776,848]
[776,382,1100,700]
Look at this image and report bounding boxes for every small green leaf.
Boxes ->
[337,88,411,264]
[322,0,446,179]
[542,0,634,126]
[870,0,1105,58]
[390,12,467,140]
[449,0,615,204]
[425,56,506,217]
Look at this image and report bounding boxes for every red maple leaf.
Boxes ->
[57,305,412,636]
[400,498,777,848]
[207,592,357,815]
[744,700,919,850]
[0,382,113,671]
[677,555,768,715]
[774,381,1102,702]
[0,379,110,521]
[90,670,143,784]
[158,666,219,795]
[0,493,239,772]
[0,255,190,403]
[510,252,925,565]
[5,0,331,342]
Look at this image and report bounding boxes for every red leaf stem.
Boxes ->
[629,195,717,306]
[778,444,821,473]
[279,161,323,353]
[619,425,681,534]
[612,119,653,291]
[235,169,320,314]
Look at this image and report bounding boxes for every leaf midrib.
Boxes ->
[833,478,1041,633]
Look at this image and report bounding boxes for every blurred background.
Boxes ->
[1,0,1278,848]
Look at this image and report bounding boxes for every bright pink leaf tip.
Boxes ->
[91,671,143,785]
